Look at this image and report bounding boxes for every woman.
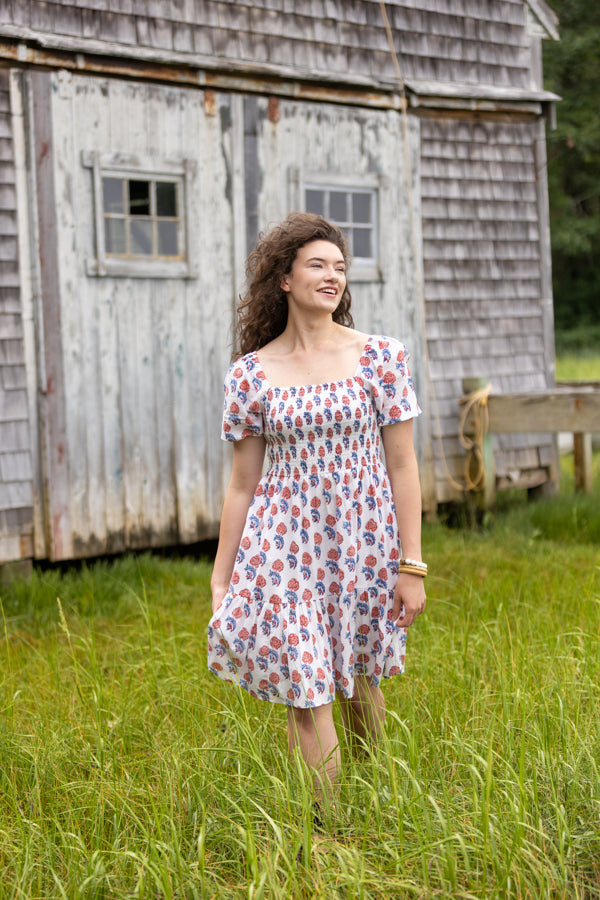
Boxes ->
[208,212,426,812]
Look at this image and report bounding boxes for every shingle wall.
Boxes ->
[3,0,537,91]
[0,70,33,561]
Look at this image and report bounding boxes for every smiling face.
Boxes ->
[280,240,347,316]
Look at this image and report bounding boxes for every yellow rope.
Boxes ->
[458,384,492,491]
[378,1,491,495]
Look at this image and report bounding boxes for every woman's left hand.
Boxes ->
[392,573,426,627]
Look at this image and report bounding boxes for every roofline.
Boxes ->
[526,0,560,41]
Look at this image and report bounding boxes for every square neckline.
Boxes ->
[253,334,374,392]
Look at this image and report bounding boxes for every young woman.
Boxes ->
[207,212,426,810]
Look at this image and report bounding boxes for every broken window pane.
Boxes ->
[129,180,151,216]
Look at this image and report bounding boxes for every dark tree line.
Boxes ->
[543,0,600,336]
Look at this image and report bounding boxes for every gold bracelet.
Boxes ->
[398,565,427,578]
[398,558,428,578]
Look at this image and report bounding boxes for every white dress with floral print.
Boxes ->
[207,335,421,708]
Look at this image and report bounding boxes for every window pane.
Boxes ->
[129,180,151,216]
[104,217,126,254]
[157,220,178,256]
[329,191,347,222]
[156,181,177,217]
[130,219,153,255]
[103,178,124,215]
[305,189,324,215]
[352,192,371,224]
[353,227,372,258]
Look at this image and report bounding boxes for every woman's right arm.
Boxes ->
[210,435,266,613]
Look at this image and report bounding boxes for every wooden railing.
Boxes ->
[461,378,600,506]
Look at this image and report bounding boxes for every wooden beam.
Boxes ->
[487,390,600,434]
[573,433,593,494]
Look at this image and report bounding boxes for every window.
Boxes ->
[304,186,377,263]
[83,151,195,278]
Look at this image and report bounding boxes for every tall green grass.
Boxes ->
[1,497,599,897]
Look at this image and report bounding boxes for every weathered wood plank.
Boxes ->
[487,391,600,434]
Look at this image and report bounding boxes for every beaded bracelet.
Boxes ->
[398,558,428,578]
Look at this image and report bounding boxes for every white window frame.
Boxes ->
[82,150,196,278]
[289,169,383,282]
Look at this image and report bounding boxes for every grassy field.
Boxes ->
[2,349,600,899]
[1,454,599,899]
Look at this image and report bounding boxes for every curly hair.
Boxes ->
[235,212,354,358]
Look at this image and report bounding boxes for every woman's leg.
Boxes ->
[287,703,340,804]
[339,676,386,751]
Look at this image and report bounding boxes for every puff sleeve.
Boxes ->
[371,337,421,427]
[221,356,265,442]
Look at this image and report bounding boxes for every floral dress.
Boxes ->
[207,335,421,708]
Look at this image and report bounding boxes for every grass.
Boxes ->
[1,471,599,899]
[555,333,600,382]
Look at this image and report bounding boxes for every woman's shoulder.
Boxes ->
[364,334,410,360]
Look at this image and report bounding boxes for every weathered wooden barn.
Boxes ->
[0,0,560,565]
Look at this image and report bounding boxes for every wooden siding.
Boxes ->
[0,69,33,564]
[0,1,554,95]
[420,114,556,502]
[25,71,237,559]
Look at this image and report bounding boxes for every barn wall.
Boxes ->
[0,68,33,564]
[28,71,238,559]
[420,113,557,501]
[3,1,546,94]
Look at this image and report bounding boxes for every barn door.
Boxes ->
[25,70,238,560]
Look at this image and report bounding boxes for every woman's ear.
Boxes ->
[280,274,290,293]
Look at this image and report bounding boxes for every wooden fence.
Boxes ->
[461,378,600,507]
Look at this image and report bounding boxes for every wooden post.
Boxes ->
[573,433,593,494]
[461,377,496,510]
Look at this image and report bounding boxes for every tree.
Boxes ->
[543,1,600,334]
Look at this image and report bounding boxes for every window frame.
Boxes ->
[82,151,196,278]
[290,170,383,282]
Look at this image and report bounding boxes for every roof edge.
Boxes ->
[526,0,560,41]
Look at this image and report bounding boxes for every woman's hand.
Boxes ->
[392,572,426,627]
[210,583,229,615]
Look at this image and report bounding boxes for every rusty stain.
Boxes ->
[204,89,217,116]
[268,95,279,123]
[40,140,50,161]
[46,374,54,394]
[56,443,64,464]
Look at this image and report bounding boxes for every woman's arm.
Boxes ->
[210,435,266,613]
[381,418,426,627]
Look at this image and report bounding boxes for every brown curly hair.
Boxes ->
[235,213,354,358]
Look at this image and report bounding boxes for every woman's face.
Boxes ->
[280,240,347,315]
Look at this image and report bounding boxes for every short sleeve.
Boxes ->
[221,356,265,442]
[372,337,421,427]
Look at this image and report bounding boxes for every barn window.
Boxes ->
[288,171,382,280]
[83,151,195,278]
[304,186,377,263]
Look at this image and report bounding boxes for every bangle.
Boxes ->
[398,558,427,578]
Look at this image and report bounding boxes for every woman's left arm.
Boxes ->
[381,418,426,627]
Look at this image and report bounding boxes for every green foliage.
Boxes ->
[543,2,600,330]
[1,509,599,896]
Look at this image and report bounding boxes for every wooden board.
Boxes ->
[487,390,600,434]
